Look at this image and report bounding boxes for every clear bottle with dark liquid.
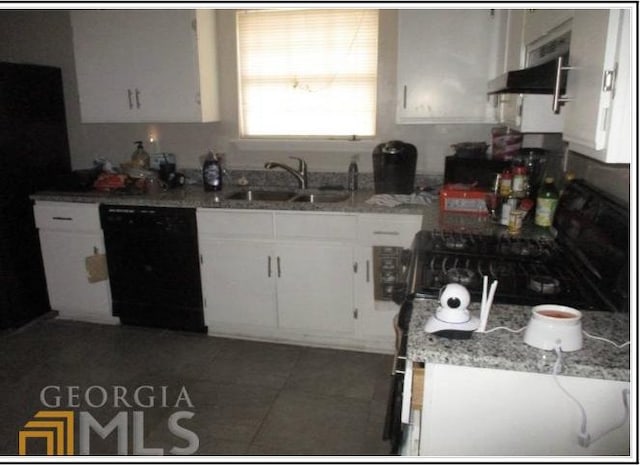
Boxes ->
[202,152,222,191]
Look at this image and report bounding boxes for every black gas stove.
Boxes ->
[384,179,629,454]
[403,179,629,313]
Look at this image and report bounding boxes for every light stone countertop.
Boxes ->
[31,185,428,216]
[408,299,630,382]
[30,184,550,238]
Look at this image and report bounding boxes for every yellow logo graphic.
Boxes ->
[18,410,74,455]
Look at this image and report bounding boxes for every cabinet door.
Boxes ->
[523,9,573,45]
[504,10,525,72]
[199,238,277,329]
[397,10,500,124]
[71,10,141,123]
[276,242,355,335]
[71,10,218,123]
[38,230,113,321]
[127,10,209,122]
[562,10,628,162]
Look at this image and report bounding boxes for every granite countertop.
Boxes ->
[31,185,429,216]
[30,184,551,238]
[408,299,630,382]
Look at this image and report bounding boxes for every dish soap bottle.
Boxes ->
[347,155,359,191]
[131,141,150,169]
[202,151,222,191]
[534,177,559,227]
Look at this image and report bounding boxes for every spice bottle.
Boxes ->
[347,155,359,191]
[131,141,150,169]
[512,165,528,198]
[534,177,559,227]
[499,170,512,197]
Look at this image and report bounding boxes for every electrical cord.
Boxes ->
[582,330,630,348]
[484,327,630,349]
[483,325,526,334]
[551,342,630,448]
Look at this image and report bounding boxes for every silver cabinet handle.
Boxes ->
[373,230,400,236]
[552,56,574,114]
[403,85,407,109]
[366,260,370,283]
[135,88,141,109]
[127,89,133,109]
[277,256,281,277]
[267,256,272,277]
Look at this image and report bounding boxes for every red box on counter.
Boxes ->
[439,184,489,214]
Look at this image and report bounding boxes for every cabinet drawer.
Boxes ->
[197,209,274,238]
[34,201,101,232]
[357,214,421,246]
[275,212,356,241]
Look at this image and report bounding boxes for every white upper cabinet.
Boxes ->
[562,9,631,163]
[397,9,504,124]
[498,94,565,133]
[71,10,219,123]
[503,10,525,72]
[522,9,574,45]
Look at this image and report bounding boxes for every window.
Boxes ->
[236,9,379,138]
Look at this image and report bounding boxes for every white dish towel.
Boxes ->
[365,192,435,207]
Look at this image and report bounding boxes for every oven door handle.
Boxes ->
[400,361,413,424]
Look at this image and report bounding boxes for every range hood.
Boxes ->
[488,59,566,95]
[488,30,571,95]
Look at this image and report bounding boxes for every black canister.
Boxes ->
[372,141,417,194]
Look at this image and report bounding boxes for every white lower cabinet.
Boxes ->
[33,201,116,324]
[415,364,630,456]
[197,209,359,348]
[197,209,421,351]
[276,242,354,335]
[199,238,277,329]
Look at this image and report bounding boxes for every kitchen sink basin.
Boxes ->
[291,192,351,203]
[225,190,297,201]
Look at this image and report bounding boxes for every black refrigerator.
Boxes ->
[0,62,72,328]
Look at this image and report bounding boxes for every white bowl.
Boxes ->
[523,305,583,351]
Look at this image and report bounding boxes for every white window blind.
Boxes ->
[236,9,379,137]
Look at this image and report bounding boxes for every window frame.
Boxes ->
[235,8,380,140]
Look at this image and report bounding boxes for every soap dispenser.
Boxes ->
[202,151,223,191]
[347,155,359,191]
[131,141,150,169]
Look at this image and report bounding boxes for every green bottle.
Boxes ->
[534,177,559,227]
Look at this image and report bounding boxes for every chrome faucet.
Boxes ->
[264,157,308,189]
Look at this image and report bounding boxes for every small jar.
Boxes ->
[508,210,525,234]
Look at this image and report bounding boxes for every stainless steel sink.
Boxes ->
[225,190,297,201]
[291,192,351,203]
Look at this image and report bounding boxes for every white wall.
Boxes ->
[0,8,630,199]
[0,9,496,175]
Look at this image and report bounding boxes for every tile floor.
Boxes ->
[0,315,393,457]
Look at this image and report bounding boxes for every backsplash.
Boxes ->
[566,151,630,205]
[183,169,443,191]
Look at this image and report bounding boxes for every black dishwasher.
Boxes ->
[100,205,206,333]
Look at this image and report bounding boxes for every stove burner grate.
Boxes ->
[528,275,562,295]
